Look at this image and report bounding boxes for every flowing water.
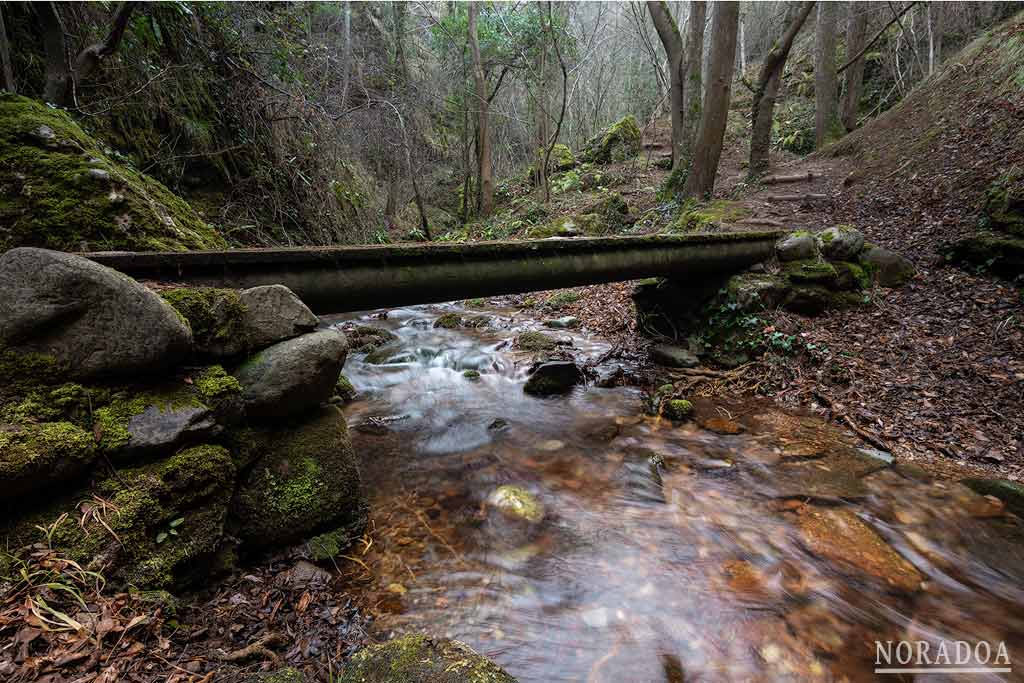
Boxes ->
[330,302,1024,683]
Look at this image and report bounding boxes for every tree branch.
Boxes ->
[838,2,918,74]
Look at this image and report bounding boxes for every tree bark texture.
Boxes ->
[682,0,738,198]
[748,1,815,179]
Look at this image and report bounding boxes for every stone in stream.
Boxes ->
[433,312,462,329]
[816,226,865,261]
[487,485,545,523]
[338,634,517,683]
[794,506,923,593]
[660,399,693,421]
[334,373,357,402]
[234,329,348,418]
[650,343,699,368]
[0,247,191,379]
[523,361,583,395]
[344,324,397,353]
[962,478,1024,518]
[544,316,581,329]
[514,330,560,352]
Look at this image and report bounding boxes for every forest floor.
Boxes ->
[497,85,1024,480]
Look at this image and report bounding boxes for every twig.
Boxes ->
[214,632,286,662]
[813,391,892,452]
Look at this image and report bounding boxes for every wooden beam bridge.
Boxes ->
[84,232,784,314]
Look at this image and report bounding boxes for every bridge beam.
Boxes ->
[83,232,783,314]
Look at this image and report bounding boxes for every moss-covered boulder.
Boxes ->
[235,329,349,418]
[0,94,224,253]
[231,406,365,548]
[434,312,463,329]
[513,331,558,352]
[338,634,517,683]
[725,273,789,311]
[345,324,398,354]
[527,213,607,238]
[0,248,192,379]
[92,368,239,461]
[945,232,1024,278]
[335,373,358,402]
[816,226,865,261]
[591,192,633,231]
[161,285,318,359]
[661,399,694,421]
[783,259,839,287]
[580,115,641,164]
[671,200,750,232]
[0,421,96,502]
[984,166,1024,236]
[860,245,916,287]
[552,143,576,171]
[3,444,235,589]
[776,232,819,262]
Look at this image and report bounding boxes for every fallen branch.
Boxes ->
[813,391,892,452]
[763,171,817,185]
[214,632,287,663]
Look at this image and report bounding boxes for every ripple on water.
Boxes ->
[326,303,1024,683]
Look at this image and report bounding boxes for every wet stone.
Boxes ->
[795,506,923,593]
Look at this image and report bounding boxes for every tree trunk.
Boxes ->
[927,2,943,75]
[748,1,815,179]
[72,2,137,85]
[738,14,746,74]
[682,1,707,153]
[37,2,71,105]
[841,2,868,131]
[0,4,14,93]
[341,1,352,110]
[814,1,840,148]
[647,1,685,169]
[467,2,494,217]
[682,0,738,198]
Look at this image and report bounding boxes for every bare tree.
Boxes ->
[927,2,944,75]
[749,1,815,179]
[646,1,685,168]
[814,1,840,148]
[37,2,138,106]
[468,2,494,217]
[682,0,738,198]
[841,2,869,131]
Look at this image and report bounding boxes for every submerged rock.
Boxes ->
[487,485,545,523]
[235,329,348,418]
[338,634,517,683]
[523,361,582,395]
[231,406,365,547]
[962,479,1024,518]
[0,248,192,379]
[795,506,923,593]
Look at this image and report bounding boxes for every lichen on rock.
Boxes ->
[338,634,518,683]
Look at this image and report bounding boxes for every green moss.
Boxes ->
[0,421,96,498]
[195,365,241,409]
[462,369,481,380]
[946,232,1024,277]
[661,399,694,421]
[984,166,1024,236]
[671,200,751,232]
[434,312,463,329]
[657,166,690,202]
[784,260,839,285]
[335,374,357,401]
[339,634,517,683]
[92,384,207,454]
[513,331,558,351]
[0,94,225,253]
[580,115,642,164]
[251,668,307,683]
[160,287,247,352]
[543,290,582,310]
[0,347,66,395]
[833,261,870,290]
[4,444,234,589]
[552,143,576,171]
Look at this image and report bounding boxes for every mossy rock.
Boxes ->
[335,374,357,402]
[832,261,871,291]
[671,200,750,232]
[552,143,576,171]
[528,213,607,238]
[247,668,307,683]
[346,325,398,354]
[2,444,235,589]
[580,115,642,165]
[725,273,790,311]
[783,284,861,315]
[590,192,633,232]
[161,287,248,357]
[661,399,694,421]
[784,260,839,286]
[513,331,558,352]
[338,634,517,683]
[945,232,1024,277]
[984,166,1024,236]
[231,406,366,547]
[434,313,463,329]
[0,421,96,502]
[0,94,224,253]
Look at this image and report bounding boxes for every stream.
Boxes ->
[329,301,1024,682]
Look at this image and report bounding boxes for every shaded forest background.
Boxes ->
[1,1,1021,246]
